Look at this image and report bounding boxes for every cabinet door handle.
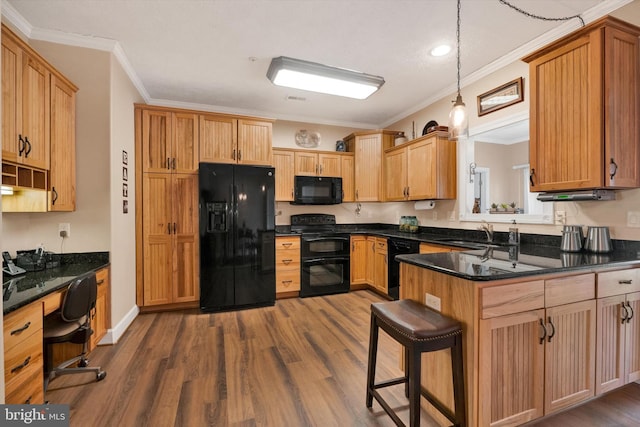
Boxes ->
[282,259,293,265]
[25,396,33,405]
[24,137,32,157]
[356,190,359,200]
[282,280,293,285]
[167,157,171,170]
[238,150,242,161]
[352,242,355,251]
[547,317,555,343]
[320,164,323,174]
[619,279,632,285]
[97,279,105,285]
[172,158,177,170]
[406,187,410,198]
[11,355,31,373]
[539,318,547,344]
[232,149,236,160]
[52,187,58,205]
[173,223,177,234]
[167,223,172,234]
[10,321,31,335]
[530,168,535,187]
[626,301,634,323]
[18,134,25,156]
[610,158,618,180]
[281,242,292,248]
[622,302,629,324]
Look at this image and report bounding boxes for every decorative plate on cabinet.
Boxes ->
[295,130,320,148]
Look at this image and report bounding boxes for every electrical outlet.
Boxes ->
[555,210,566,225]
[59,223,70,238]
[628,211,640,228]
[425,293,441,312]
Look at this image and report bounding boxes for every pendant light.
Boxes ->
[448,0,468,140]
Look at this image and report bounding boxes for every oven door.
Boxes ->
[300,256,350,298]
[301,235,350,258]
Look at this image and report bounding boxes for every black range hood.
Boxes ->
[536,189,615,202]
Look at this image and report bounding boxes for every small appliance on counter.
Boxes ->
[560,225,585,252]
[584,226,612,253]
[15,248,60,271]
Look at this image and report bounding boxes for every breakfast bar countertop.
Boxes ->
[2,252,110,315]
[396,244,640,281]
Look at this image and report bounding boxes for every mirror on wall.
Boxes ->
[459,112,554,224]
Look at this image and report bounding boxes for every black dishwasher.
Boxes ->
[387,238,421,300]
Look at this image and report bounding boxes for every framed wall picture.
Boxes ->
[477,77,524,116]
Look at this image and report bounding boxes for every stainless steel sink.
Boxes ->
[435,239,502,249]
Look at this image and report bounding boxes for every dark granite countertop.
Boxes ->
[2,252,110,315]
[397,244,640,281]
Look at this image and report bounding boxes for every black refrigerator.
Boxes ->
[199,163,276,312]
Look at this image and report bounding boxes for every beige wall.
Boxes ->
[109,55,143,338]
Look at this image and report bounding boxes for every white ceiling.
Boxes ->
[2,0,633,128]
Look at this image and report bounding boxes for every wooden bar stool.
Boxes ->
[366,299,466,427]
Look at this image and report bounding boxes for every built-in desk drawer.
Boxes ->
[4,326,43,386]
[3,302,43,350]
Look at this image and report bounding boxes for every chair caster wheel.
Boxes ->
[97,371,106,381]
[79,359,89,367]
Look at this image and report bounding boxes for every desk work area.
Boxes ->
[3,252,110,404]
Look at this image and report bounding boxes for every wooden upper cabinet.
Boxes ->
[1,27,50,170]
[49,75,77,211]
[384,132,456,201]
[237,119,272,165]
[273,148,295,201]
[345,130,397,202]
[199,114,237,164]
[341,154,355,202]
[524,16,640,192]
[140,108,198,173]
[200,115,272,166]
[294,151,341,177]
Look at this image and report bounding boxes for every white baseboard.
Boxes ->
[98,304,139,345]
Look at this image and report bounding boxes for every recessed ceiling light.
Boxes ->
[430,45,452,57]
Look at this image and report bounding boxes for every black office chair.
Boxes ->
[43,273,106,390]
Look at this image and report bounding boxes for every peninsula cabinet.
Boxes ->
[595,268,640,395]
[272,148,295,201]
[141,173,199,307]
[138,107,199,173]
[384,131,456,201]
[524,16,640,192]
[400,263,601,427]
[343,130,397,202]
[1,24,50,170]
[200,113,273,166]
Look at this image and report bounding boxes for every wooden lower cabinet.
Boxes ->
[350,235,368,286]
[373,238,388,294]
[276,236,300,296]
[595,268,640,395]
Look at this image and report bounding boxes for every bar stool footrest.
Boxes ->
[373,376,407,390]
[420,385,458,425]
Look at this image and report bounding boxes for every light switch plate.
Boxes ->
[628,211,640,228]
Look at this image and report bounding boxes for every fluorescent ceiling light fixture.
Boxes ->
[430,45,451,57]
[1,186,14,195]
[266,56,384,100]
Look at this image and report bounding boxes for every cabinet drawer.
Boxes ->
[481,280,545,318]
[276,252,300,270]
[276,237,300,251]
[96,267,110,286]
[375,238,387,251]
[5,364,44,405]
[597,269,640,298]
[4,329,43,385]
[3,302,43,350]
[545,273,595,307]
[276,269,300,293]
[42,290,63,316]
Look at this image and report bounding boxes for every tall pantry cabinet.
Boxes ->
[136,106,200,307]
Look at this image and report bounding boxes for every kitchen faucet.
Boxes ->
[479,220,493,242]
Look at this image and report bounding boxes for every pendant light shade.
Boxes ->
[449,0,468,140]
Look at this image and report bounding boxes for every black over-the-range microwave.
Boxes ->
[291,176,342,205]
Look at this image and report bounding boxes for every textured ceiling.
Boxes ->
[3,0,632,128]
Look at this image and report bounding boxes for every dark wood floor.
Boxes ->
[46,290,640,426]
